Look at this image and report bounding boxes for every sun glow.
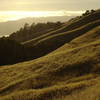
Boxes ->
[0,11,84,22]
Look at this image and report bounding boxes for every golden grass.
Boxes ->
[0,10,100,100]
[0,38,100,100]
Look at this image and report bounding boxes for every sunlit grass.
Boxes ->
[0,10,100,100]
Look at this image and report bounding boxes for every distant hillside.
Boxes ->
[0,9,100,100]
[9,22,64,42]
[18,9,100,59]
[0,9,100,66]
[0,16,74,36]
[10,9,100,45]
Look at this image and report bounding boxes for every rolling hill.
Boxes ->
[0,16,74,36]
[0,9,100,100]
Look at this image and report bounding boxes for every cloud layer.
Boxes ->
[0,0,99,11]
[0,11,85,22]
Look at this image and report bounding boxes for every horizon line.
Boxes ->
[0,10,85,22]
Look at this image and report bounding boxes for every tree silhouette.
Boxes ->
[9,22,63,42]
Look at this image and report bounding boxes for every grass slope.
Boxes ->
[1,10,98,66]
[0,25,100,100]
[1,19,99,66]
[23,10,100,46]
[20,10,100,60]
[22,20,100,59]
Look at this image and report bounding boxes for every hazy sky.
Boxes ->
[0,0,99,11]
[0,0,99,22]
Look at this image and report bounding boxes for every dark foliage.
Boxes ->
[82,9,96,16]
[9,22,63,42]
[0,37,36,66]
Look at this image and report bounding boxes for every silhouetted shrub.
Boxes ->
[82,9,96,16]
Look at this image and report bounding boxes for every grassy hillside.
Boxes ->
[0,27,100,100]
[9,22,63,42]
[0,10,100,100]
[0,10,99,66]
[0,16,72,36]
[21,20,99,60]
[23,9,100,46]
[20,10,100,60]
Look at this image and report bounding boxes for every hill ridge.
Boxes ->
[0,9,100,100]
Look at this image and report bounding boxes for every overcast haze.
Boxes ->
[0,0,99,22]
[0,0,99,11]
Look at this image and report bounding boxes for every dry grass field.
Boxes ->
[0,10,100,100]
